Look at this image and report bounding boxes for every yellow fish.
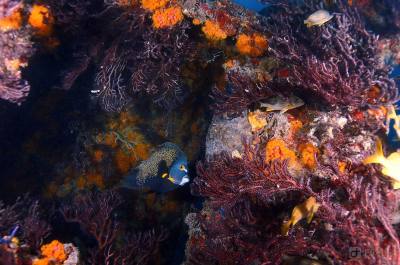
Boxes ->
[363,139,400,188]
[281,196,320,236]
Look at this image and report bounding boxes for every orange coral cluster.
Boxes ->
[28,4,54,36]
[338,161,347,174]
[298,143,319,170]
[289,119,303,140]
[202,20,227,41]
[0,7,22,32]
[192,18,201,25]
[33,240,67,265]
[152,6,183,29]
[141,0,169,11]
[236,33,268,57]
[265,138,298,168]
[141,0,184,29]
[94,111,151,174]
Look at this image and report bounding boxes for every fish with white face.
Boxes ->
[120,142,190,193]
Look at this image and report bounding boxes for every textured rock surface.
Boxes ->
[205,112,252,160]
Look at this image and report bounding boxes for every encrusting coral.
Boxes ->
[33,240,67,265]
[236,33,268,57]
[141,0,168,11]
[28,4,54,37]
[152,6,184,29]
[202,20,228,41]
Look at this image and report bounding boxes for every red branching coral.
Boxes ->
[211,71,273,115]
[261,0,398,108]
[186,142,400,264]
[60,190,166,265]
[89,4,196,111]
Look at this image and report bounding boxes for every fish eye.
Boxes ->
[179,165,186,171]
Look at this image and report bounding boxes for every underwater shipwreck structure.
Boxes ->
[1,0,400,264]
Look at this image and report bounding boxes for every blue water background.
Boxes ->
[234,0,266,11]
[389,66,400,149]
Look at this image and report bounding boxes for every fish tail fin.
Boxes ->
[363,139,384,165]
[119,170,140,190]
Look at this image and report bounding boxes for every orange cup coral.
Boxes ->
[265,138,298,168]
[202,20,227,41]
[152,6,184,29]
[141,0,169,11]
[41,240,67,262]
[299,143,319,170]
[192,18,201,25]
[236,33,268,57]
[33,240,67,265]
[28,4,54,36]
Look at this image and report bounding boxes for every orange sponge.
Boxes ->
[236,33,268,57]
[141,0,169,11]
[265,138,298,167]
[152,6,184,29]
[202,20,227,41]
[28,5,54,36]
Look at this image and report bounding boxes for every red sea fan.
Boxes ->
[261,0,398,108]
[60,190,166,265]
[128,21,196,110]
[89,3,196,111]
[187,142,400,264]
[211,70,273,116]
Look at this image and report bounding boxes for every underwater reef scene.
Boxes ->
[1,0,400,264]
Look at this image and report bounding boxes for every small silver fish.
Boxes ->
[304,9,334,27]
[260,95,304,113]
